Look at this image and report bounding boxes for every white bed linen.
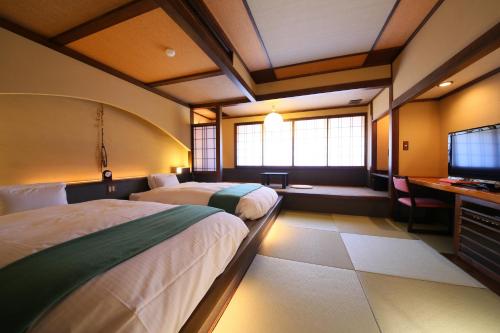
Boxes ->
[0,199,249,333]
[130,182,278,220]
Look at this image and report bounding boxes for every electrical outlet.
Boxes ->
[403,141,409,150]
[107,184,116,193]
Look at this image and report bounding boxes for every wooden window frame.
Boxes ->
[234,113,368,168]
[192,123,217,172]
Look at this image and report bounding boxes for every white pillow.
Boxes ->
[0,182,68,215]
[147,173,179,189]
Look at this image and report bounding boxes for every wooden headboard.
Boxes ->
[66,173,192,204]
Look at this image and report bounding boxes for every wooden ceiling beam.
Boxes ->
[51,0,159,45]
[148,69,223,87]
[154,0,256,102]
[256,78,392,101]
[190,97,250,109]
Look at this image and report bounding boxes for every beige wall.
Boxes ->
[372,87,390,120]
[0,27,191,149]
[392,0,500,100]
[437,73,500,175]
[376,115,389,170]
[222,106,368,168]
[397,73,500,177]
[398,101,442,177]
[0,94,189,185]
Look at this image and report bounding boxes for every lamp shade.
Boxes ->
[264,111,283,129]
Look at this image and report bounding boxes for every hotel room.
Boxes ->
[0,0,499,332]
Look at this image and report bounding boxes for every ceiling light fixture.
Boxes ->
[264,105,283,129]
[438,81,453,87]
[165,48,176,58]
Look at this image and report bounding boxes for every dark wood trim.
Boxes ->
[250,68,277,84]
[397,0,445,59]
[392,22,500,109]
[222,103,369,119]
[190,97,249,109]
[190,108,195,169]
[251,52,388,84]
[365,0,400,57]
[0,17,189,107]
[180,196,283,333]
[154,0,256,102]
[148,70,223,87]
[256,78,392,101]
[241,0,273,69]
[438,67,500,101]
[215,106,223,182]
[409,98,439,103]
[51,0,158,44]
[371,117,378,172]
[364,47,403,66]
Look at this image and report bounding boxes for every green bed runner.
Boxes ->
[208,183,262,215]
[0,205,222,333]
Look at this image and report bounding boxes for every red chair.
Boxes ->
[392,176,453,234]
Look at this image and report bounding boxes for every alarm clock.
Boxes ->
[102,169,113,181]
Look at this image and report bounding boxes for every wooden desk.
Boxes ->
[410,177,499,283]
[409,177,500,204]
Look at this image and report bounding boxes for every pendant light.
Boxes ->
[264,105,283,129]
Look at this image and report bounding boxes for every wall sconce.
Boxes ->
[171,167,189,174]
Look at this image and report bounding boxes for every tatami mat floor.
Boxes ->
[214,210,500,333]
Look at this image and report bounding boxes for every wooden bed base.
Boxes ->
[180,196,283,333]
[66,178,283,332]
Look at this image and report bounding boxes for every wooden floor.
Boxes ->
[275,184,388,197]
[269,184,390,217]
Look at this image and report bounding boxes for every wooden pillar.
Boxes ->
[189,108,194,173]
[215,105,223,182]
[388,83,400,217]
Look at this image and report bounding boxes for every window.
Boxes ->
[264,121,293,166]
[193,124,216,171]
[236,123,262,166]
[328,116,365,166]
[294,119,328,166]
[235,115,365,167]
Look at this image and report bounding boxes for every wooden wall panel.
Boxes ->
[68,9,218,82]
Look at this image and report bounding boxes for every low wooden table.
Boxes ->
[260,172,289,189]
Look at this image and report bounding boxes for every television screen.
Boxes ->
[448,124,500,181]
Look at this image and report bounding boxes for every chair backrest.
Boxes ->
[393,176,410,193]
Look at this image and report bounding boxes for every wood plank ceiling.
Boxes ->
[0,0,458,112]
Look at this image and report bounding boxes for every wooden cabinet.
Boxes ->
[456,196,500,283]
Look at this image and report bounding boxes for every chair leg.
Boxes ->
[407,207,416,233]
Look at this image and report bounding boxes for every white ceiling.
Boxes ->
[246,0,396,67]
[223,88,381,117]
[417,47,500,99]
[156,75,244,104]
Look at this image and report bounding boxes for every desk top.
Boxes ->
[409,177,500,204]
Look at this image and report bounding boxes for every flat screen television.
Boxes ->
[448,124,500,181]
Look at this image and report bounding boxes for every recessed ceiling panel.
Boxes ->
[68,8,218,83]
[374,0,439,50]
[223,88,381,117]
[246,0,396,67]
[274,53,368,79]
[156,75,245,104]
[417,48,500,99]
[0,0,133,37]
[203,0,270,71]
